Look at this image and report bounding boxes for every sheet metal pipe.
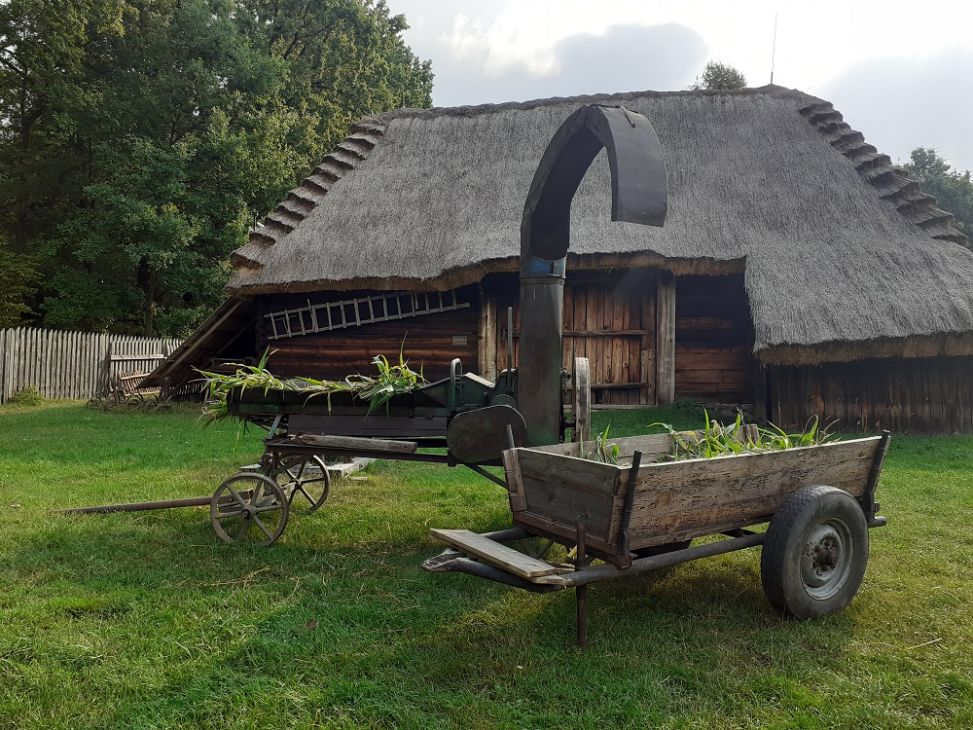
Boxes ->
[518,256,566,446]
[517,105,667,446]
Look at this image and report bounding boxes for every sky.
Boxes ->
[387,0,973,171]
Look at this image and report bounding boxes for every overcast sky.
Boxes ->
[387,0,973,171]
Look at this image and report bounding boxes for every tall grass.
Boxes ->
[1,404,972,727]
[196,347,426,420]
[652,411,836,461]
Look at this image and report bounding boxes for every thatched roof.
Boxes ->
[228,85,973,365]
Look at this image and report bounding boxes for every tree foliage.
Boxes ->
[902,147,973,245]
[692,61,747,91]
[0,0,432,335]
[0,236,36,327]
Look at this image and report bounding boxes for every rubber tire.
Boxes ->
[761,485,869,619]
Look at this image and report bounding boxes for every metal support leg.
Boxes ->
[576,520,588,648]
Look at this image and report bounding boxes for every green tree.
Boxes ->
[902,147,973,244]
[691,61,747,91]
[0,237,36,327]
[0,0,432,336]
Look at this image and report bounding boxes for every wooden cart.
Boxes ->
[425,430,890,646]
[64,356,591,547]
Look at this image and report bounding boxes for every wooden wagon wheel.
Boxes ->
[210,472,289,546]
[572,356,592,443]
[270,454,331,513]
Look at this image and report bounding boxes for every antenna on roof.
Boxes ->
[769,11,778,85]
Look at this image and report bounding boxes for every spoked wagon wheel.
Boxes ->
[269,454,331,513]
[210,472,289,546]
[760,485,869,618]
[571,356,591,443]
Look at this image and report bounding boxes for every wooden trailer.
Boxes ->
[425,430,890,646]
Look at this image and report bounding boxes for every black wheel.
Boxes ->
[633,540,692,558]
[210,472,289,546]
[269,454,331,513]
[761,485,869,619]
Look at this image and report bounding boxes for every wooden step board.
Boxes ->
[430,529,566,579]
[296,434,417,454]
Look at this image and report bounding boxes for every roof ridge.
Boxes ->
[377,84,819,121]
[231,116,388,270]
[231,86,824,272]
[798,101,969,248]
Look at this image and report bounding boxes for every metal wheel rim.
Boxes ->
[271,455,331,513]
[801,518,853,600]
[210,473,289,546]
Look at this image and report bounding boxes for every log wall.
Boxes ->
[675,274,755,402]
[256,287,479,382]
[253,271,759,407]
[769,356,973,433]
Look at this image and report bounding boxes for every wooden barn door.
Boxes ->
[673,274,755,403]
[487,270,658,405]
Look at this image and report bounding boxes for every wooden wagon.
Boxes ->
[64,354,590,546]
[425,430,890,646]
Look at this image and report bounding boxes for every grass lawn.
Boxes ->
[1,402,971,729]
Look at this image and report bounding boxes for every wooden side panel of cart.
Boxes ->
[503,435,884,564]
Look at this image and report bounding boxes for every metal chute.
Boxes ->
[517,105,668,445]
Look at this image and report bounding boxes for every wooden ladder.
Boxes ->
[264,290,470,340]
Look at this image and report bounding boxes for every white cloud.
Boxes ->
[440,15,488,61]
[394,1,973,95]
[822,46,973,171]
[389,0,973,168]
[430,23,708,106]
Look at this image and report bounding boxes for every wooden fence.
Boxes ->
[0,328,182,403]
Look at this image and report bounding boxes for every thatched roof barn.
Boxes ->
[150,84,973,432]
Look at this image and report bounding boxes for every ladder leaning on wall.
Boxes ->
[264,290,470,341]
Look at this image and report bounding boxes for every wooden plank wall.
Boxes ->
[769,356,973,433]
[656,272,676,404]
[0,328,182,403]
[253,272,759,408]
[492,270,658,406]
[675,274,755,403]
[257,287,479,382]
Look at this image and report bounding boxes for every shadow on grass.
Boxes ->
[0,402,890,726]
[2,508,864,726]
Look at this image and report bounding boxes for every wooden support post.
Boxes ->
[478,283,498,380]
[639,276,656,405]
[655,271,676,405]
[752,358,769,423]
[0,328,11,403]
[862,430,891,520]
[575,520,588,649]
[100,340,113,397]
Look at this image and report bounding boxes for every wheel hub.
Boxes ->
[801,520,852,599]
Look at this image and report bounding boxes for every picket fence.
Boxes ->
[0,327,182,403]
